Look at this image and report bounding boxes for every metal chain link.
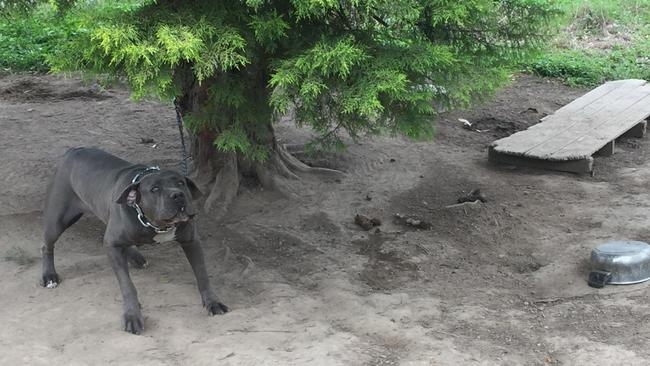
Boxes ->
[173,97,189,177]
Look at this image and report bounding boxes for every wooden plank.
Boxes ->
[534,80,645,128]
[540,79,635,121]
[544,134,609,160]
[488,147,593,174]
[522,84,650,157]
[536,82,648,136]
[488,79,650,174]
[550,79,646,117]
[493,81,649,153]
[547,93,650,159]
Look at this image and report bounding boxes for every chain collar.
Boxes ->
[131,166,160,184]
[128,166,175,234]
[132,201,174,234]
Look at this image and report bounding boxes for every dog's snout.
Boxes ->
[171,191,185,202]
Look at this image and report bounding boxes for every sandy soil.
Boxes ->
[2,73,650,366]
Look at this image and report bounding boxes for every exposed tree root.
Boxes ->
[277,144,343,178]
[197,140,344,216]
[269,149,301,181]
[204,153,240,217]
[253,149,303,198]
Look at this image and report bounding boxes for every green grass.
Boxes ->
[531,46,650,86]
[528,0,650,86]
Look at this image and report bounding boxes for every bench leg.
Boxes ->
[621,120,647,138]
[595,140,615,156]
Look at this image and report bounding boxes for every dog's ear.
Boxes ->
[115,184,140,205]
[184,177,203,199]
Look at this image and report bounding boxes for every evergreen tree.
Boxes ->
[5,0,559,212]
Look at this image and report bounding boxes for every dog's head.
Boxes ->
[115,170,202,227]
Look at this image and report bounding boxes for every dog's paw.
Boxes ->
[205,300,229,316]
[122,309,144,335]
[41,272,60,288]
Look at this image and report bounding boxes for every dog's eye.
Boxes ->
[151,186,160,193]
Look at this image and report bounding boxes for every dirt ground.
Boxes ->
[2,73,650,366]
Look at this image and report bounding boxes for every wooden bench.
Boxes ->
[489,79,650,174]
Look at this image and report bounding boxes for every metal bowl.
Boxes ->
[590,241,650,287]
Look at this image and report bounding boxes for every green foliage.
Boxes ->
[0,5,69,71]
[214,125,269,161]
[0,0,39,14]
[48,6,250,99]
[7,0,560,158]
[527,0,650,85]
[530,45,650,86]
[249,11,289,51]
[558,0,650,34]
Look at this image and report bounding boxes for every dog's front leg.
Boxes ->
[177,224,229,315]
[105,243,144,334]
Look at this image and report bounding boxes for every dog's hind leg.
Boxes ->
[41,179,84,288]
[126,246,148,269]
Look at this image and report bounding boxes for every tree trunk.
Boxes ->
[176,67,340,217]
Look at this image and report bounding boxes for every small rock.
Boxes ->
[544,355,556,364]
[457,188,487,204]
[394,213,430,229]
[406,218,421,226]
[354,214,381,230]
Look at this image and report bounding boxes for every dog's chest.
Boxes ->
[153,227,177,243]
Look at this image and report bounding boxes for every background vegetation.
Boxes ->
[528,0,650,85]
[2,1,648,86]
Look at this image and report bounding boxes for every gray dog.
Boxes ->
[41,147,228,334]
